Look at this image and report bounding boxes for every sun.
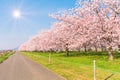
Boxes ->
[13,10,21,19]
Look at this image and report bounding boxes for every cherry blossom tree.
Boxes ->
[50,0,120,60]
[19,0,120,60]
[77,0,120,60]
[52,22,77,56]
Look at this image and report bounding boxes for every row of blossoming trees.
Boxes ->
[19,0,120,60]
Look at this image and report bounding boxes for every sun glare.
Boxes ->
[13,10,21,19]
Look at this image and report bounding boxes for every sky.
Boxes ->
[0,0,76,50]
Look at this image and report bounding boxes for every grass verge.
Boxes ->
[22,51,120,80]
[0,52,14,63]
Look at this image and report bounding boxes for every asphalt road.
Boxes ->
[0,52,65,80]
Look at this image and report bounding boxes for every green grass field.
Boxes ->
[22,51,120,80]
[0,52,14,63]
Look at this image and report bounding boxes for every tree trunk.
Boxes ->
[66,48,69,56]
[108,51,113,60]
[108,46,113,60]
[95,47,98,52]
[78,48,81,52]
[84,46,87,52]
[65,44,69,56]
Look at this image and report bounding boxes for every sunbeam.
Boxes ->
[13,10,21,19]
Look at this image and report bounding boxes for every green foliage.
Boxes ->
[22,51,120,80]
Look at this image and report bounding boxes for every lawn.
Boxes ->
[0,51,14,63]
[22,51,120,80]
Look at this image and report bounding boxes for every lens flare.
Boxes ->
[13,10,21,18]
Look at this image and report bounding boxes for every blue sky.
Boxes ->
[0,0,76,50]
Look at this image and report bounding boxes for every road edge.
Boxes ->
[20,52,67,80]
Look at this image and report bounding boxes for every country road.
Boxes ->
[0,52,65,80]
